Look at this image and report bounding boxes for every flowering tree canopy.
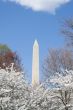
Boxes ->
[0,63,73,110]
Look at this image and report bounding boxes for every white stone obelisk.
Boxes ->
[32,40,39,86]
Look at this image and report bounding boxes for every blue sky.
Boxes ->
[0,0,73,81]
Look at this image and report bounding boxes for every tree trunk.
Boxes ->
[65,107,68,110]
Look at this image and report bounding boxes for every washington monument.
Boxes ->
[32,40,39,86]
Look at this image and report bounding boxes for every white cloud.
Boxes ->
[4,0,71,14]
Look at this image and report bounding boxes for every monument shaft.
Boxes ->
[32,40,39,86]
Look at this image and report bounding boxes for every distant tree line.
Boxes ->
[43,17,73,78]
[0,44,22,72]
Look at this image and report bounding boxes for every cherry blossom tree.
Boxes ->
[48,70,73,110]
[0,63,30,110]
[0,63,73,110]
